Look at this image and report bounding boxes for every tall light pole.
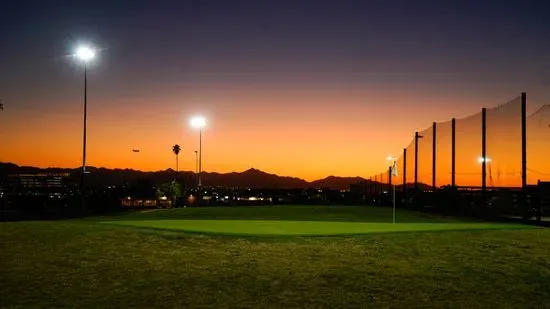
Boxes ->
[190,116,207,187]
[387,155,398,224]
[75,46,96,211]
[194,150,199,184]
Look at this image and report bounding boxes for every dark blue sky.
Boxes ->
[2,0,549,90]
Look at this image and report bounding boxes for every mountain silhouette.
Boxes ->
[311,176,365,189]
[0,162,363,190]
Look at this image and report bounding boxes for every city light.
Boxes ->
[75,46,95,62]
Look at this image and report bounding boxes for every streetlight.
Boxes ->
[74,45,96,210]
[387,155,398,224]
[190,116,207,186]
[194,150,199,183]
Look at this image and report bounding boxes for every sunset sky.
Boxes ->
[1,0,549,182]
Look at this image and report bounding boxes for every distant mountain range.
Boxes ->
[0,163,366,190]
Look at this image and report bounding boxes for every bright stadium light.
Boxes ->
[190,116,207,129]
[75,46,95,62]
[73,44,98,214]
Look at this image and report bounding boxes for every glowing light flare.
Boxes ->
[190,116,207,129]
[75,46,95,61]
[478,157,492,163]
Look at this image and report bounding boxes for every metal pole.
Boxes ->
[432,122,436,193]
[390,163,396,223]
[414,132,419,191]
[482,108,487,210]
[451,118,456,188]
[388,166,392,207]
[393,179,396,224]
[521,92,527,219]
[403,148,407,199]
[195,150,199,186]
[388,165,392,190]
[81,62,87,213]
[198,128,202,187]
[83,63,87,174]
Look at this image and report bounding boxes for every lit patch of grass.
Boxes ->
[95,205,483,224]
[103,219,531,236]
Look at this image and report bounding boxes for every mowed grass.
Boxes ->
[98,204,469,223]
[1,206,549,308]
[100,205,530,236]
[105,219,530,236]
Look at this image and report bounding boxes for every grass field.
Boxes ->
[1,205,549,308]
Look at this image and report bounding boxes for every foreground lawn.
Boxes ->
[1,206,549,308]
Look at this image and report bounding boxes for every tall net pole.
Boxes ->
[432,122,437,193]
[482,108,487,212]
[521,92,527,219]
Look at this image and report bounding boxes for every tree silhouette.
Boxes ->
[171,144,182,207]
[172,144,181,174]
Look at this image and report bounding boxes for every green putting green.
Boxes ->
[102,219,529,236]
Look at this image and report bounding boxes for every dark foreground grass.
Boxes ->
[1,207,549,308]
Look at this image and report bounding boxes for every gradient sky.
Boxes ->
[1,0,549,181]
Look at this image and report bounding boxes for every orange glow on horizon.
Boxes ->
[1,87,548,184]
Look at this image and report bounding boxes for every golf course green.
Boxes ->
[104,219,530,236]
[99,205,530,236]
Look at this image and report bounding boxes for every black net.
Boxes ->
[527,105,550,184]
[364,95,547,204]
[486,97,522,188]
[393,139,411,192]
[392,155,400,191]
[404,138,415,190]
[455,110,482,188]
[435,119,453,187]
[416,125,433,190]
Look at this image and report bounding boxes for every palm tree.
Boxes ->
[171,144,181,207]
[172,144,181,174]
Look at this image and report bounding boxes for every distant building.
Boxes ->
[120,197,172,209]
